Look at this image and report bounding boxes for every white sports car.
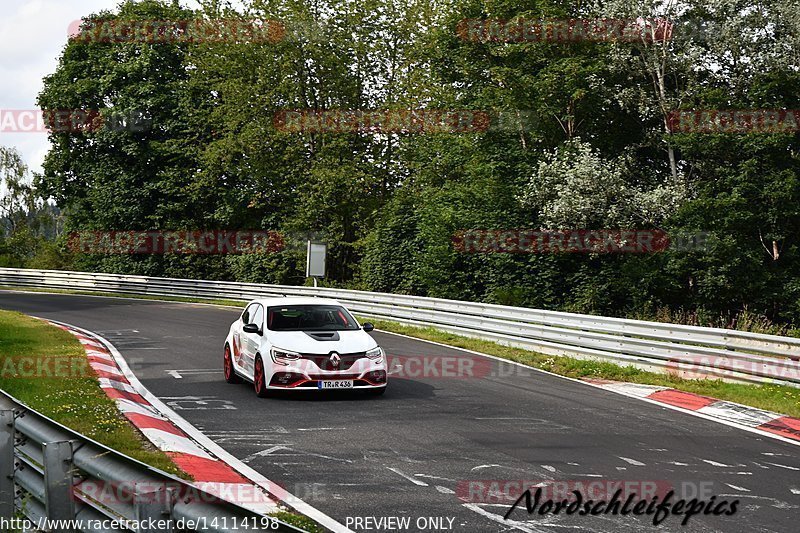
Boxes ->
[223,297,387,396]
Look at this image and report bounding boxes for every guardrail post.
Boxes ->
[0,411,15,520]
[135,487,173,533]
[43,440,75,530]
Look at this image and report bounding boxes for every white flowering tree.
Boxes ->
[519,139,687,229]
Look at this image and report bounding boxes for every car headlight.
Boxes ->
[365,346,384,361]
[271,347,301,365]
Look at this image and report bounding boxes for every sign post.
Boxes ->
[306,241,327,287]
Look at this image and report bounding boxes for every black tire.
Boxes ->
[254,355,271,398]
[223,344,243,384]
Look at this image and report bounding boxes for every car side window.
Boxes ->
[251,305,264,330]
[242,304,256,324]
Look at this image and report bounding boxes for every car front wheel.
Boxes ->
[254,355,270,398]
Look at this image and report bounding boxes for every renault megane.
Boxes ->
[223,298,388,396]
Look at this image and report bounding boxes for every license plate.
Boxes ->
[318,380,354,389]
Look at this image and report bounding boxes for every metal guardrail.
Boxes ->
[0,390,304,532]
[1,267,799,388]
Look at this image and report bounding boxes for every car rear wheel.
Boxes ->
[254,355,270,397]
[224,344,242,384]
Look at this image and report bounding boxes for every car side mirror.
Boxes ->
[362,322,375,332]
[243,323,261,335]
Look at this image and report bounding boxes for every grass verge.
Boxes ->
[271,511,324,533]
[0,307,327,531]
[366,318,800,419]
[0,309,184,475]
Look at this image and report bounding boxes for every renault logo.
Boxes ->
[329,353,341,367]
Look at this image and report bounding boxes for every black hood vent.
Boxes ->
[304,331,341,341]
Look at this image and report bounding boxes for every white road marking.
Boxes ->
[765,462,800,471]
[791,488,800,495]
[668,461,689,466]
[167,370,182,379]
[295,451,354,463]
[541,465,557,472]
[702,459,732,467]
[297,427,346,431]
[242,445,292,463]
[164,397,237,410]
[725,483,750,492]
[461,503,543,533]
[416,474,456,482]
[386,467,428,486]
[436,485,455,494]
[618,457,645,466]
[471,464,502,471]
[205,427,289,437]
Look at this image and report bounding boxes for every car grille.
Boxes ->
[306,373,362,381]
[300,352,366,371]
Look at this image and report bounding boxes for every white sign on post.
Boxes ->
[306,241,327,280]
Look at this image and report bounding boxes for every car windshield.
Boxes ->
[267,305,359,331]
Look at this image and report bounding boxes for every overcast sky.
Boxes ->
[0,0,215,176]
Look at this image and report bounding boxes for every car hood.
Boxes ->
[264,329,377,354]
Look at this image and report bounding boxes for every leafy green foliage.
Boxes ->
[24,0,800,325]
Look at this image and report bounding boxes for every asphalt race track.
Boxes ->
[1,291,799,533]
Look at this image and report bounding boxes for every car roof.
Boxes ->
[248,297,344,308]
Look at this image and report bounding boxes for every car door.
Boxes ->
[241,303,264,376]
[231,304,254,375]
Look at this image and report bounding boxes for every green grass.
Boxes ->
[0,308,326,532]
[0,309,185,476]
[628,305,800,337]
[365,318,800,419]
[270,511,324,533]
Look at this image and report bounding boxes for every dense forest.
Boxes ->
[2,0,800,327]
